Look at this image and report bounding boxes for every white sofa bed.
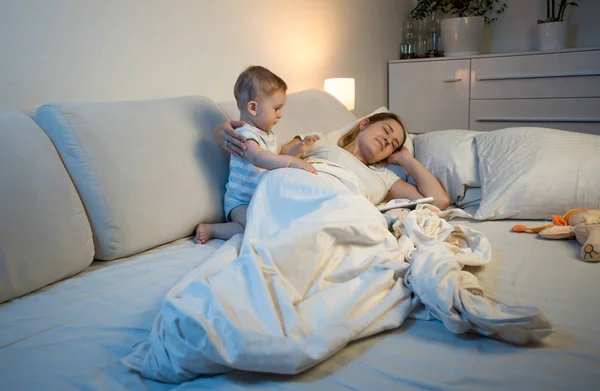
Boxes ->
[0,89,599,390]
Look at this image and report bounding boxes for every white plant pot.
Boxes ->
[537,21,569,51]
[440,16,484,57]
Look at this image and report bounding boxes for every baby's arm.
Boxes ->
[279,136,301,156]
[279,135,320,158]
[245,140,316,174]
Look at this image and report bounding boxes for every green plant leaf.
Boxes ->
[410,0,508,24]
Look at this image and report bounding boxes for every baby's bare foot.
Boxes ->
[194,223,213,244]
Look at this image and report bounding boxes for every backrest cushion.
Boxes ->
[0,112,93,302]
[218,88,356,144]
[35,96,229,260]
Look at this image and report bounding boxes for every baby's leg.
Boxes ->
[194,205,248,244]
[229,204,248,228]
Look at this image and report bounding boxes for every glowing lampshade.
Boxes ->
[324,78,355,110]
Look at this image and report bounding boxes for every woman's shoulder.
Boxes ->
[368,163,402,189]
[367,162,389,173]
[304,143,341,160]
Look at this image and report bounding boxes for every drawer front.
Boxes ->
[470,98,600,135]
[471,50,600,99]
[389,60,470,133]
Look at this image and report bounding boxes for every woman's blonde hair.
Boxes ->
[338,112,406,151]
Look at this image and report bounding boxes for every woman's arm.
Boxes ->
[279,136,301,156]
[385,148,450,210]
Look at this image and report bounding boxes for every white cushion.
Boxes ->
[219,88,356,145]
[0,112,93,302]
[412,129,480,203]
[35,96,230,260]
[324,107,415,180]
[475,127,600,220]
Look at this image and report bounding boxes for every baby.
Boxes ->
[195,65,319,244]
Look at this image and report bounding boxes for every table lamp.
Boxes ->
[324,78,355,111]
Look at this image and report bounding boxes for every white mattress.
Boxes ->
[1,220,598,391]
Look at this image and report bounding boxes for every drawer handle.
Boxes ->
[443,78,462,82]
[476,117,600,123]
[477,71,600,81]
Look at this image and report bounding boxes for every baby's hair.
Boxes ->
[338,112,406,151]
[234,66,287,111]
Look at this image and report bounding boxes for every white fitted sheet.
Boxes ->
[1,220,598,391]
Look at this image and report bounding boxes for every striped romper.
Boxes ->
[223,124,279,221]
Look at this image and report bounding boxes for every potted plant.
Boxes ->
[411,0,507,57]
[537,1,579,51]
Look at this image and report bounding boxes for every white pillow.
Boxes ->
[412,129,481,203]
[475,127,600,220]
[324,107,414,180]
[456,187,481,208]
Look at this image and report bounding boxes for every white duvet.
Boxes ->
[123,163,553,383]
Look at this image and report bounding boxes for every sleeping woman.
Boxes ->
[212,112,450,212]
[125,113,549,383]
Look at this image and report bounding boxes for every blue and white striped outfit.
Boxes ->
[223,125,279,221]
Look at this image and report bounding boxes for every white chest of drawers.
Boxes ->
[388,48,600,135]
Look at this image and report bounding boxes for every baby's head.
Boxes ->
[234,66,287,131]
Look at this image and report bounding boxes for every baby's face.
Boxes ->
[254,91,286,131]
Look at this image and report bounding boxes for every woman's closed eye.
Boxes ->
[383,124,399,149]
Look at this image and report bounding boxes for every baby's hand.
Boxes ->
[299,134,320,154]
[302,134,320,146]
[289,157,317,174]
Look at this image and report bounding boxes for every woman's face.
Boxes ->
[356,118,405,164]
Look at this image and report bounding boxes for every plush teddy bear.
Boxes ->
[512,209,600,262]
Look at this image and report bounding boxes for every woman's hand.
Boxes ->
[386,146,414,167]
[213,120,247,158]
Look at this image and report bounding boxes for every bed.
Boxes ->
[1,89,599,391]
[1,219,598,390]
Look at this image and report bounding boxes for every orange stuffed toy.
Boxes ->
[512,209,600,262]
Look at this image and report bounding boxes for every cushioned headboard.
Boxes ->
[35,96,230,260]
[218,88,356,144]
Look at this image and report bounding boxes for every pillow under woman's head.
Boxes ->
[412,129,481,204]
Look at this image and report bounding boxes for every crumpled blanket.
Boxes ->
[122,165,553,383]
[395,204,554,344]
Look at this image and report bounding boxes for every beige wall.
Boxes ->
[0,0,411,117]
